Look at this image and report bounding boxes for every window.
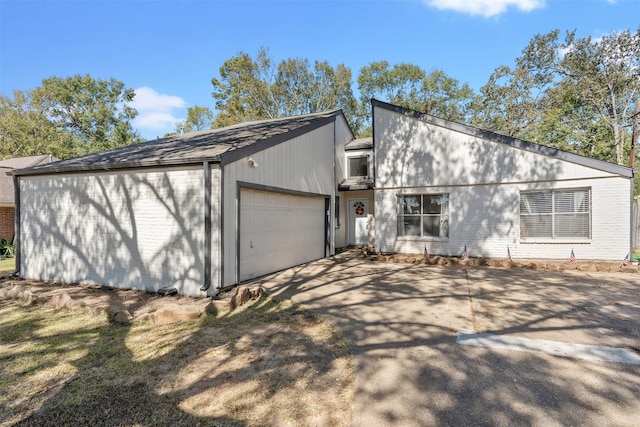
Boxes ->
[397,194,449,238]
[335,196,340,228]
[520,189,590,240]
[348,156,368,178]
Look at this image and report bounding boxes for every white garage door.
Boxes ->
[240,189,326,281]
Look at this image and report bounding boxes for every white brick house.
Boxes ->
[10,101,633,296]
[371,100,633,261]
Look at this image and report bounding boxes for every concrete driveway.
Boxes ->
[252,251,640,427]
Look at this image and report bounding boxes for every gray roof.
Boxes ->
[12,110,344,177]
[338,177,374,191]
[1,155,58,204]
[345,137,373,151]
[372,99,633,178]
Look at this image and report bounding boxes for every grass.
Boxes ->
[0,257,15,274]
[0,293,354,426]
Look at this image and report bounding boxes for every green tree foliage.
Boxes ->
[174,105,214,134]
[472,28,640,166]
[357,61,476,135]
[0,74,140,160]
[211,48,359,132]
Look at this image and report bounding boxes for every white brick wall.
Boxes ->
[373,106,632,261]
[19,166,219,296]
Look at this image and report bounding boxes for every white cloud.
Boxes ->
[131,86,186,138]
[425,0,545,17]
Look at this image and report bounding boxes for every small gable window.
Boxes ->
[348,156,369,178]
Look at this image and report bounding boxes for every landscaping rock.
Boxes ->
[249,286,265,300]
[7,285,24,299]
[50,292,75,310]
[579,264,598,272]
[21,289,36,304]
[92,305,110,316]
[113,310,133,323]
[231,287,252,309]
[0,287,8,299]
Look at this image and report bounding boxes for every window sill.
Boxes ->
[520,239,591,244]
[398,236,449,242]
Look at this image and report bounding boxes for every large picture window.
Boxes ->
[520,189,590,240]
[397,194,449,238]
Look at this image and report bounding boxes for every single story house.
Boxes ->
[0,155,57,242]
[10,100,633,296]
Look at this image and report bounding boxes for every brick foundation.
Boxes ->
[0,206,15,242]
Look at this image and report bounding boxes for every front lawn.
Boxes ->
[0,257,15,274]
[0,290,354,426]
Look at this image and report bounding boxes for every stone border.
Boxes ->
[361,251,639,274]
[0,280,266,325]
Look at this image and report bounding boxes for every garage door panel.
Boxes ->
[240,189,325,281]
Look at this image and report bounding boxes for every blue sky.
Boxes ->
[1,0,638,140]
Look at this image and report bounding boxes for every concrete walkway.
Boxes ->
[252,251,640,427]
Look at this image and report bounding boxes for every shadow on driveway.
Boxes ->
[252,251,640,427]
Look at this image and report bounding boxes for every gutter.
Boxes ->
[10,156,222,177]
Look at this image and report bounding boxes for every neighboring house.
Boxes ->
[371,99,633,260]
[10,101,633,297]
[11,111,353,296]
[0,155,58,242]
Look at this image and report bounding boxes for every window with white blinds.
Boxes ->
[520,189,590,240]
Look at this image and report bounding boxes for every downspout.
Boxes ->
[631,99,639,256]
[200,161,212,292]
[631,171,635,258]
[12,175,20,276]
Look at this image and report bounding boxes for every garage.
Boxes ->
[239,188,326,281]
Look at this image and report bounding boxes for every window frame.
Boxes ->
[519,188,591,242]
[347,155,369,178]
[397,193,449,240]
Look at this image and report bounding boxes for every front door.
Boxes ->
[348,198,369,246]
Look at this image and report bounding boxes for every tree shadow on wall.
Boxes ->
[375,110,564,257]
[20,169,213,294]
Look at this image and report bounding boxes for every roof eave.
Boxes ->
[11,156,222,177]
